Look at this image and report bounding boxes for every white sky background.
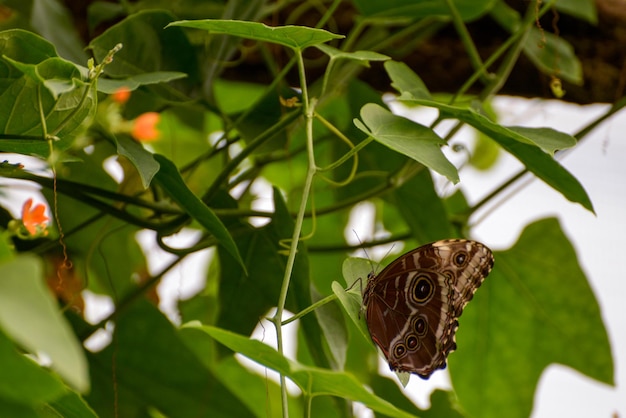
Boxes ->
[89,95,624,417]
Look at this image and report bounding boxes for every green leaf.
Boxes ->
[489,4,583,84]
[87,301,254,418]
[214,191,295,338]
[96,71,188,94]
[469,132,501,170]
[0,398,39,418]
[179,328,305,417]
[451,218,613,418]
[0,29,58,63]
[185,323,419,418]
[153,154,245,271]
[30,0,88,64]
[354,103,459,183]
[0,31,95,157]
[316,44,390,65]
[397,97,575,155]
[333,278,369,342]
[0,229,14,263]
[88,11,197,78]
[114,134,160,188]
[555,0,597,24]
[0,255,89,392]
[167,19,344,50]
[506,126,576,156]
[524,28,582,85]
[214,188,331,370]
[334,257,371,342]
[489,132,593,212]
[396,97,593,212]
[0,329,66,404]
[384,60,432,100]
[46,390,99,418]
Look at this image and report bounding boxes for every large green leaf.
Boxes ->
[46,390,99,418]
[0,28,58,63]
[167,20,344,51]
[354,103,459,183]
[213,193,288,339]
[179,327,305,418]
[450,218,613,418]
[185,323,418,418]
[153,153,245,271]
[88,11,196,79]
[0,329,65,405]
[0,30,95,157]
[30,0,88,64]
[87,300,254,418]
[0,398,39,418]
[0,255,89,392]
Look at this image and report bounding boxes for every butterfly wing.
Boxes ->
[365,267,455,377]
[428,240,495,315]
[364,239,494,378]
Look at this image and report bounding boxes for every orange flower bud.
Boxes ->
[112,86,131,104]
[131,112,161,142]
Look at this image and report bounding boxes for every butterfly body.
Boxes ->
[363,239,494,379]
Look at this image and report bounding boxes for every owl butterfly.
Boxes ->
[363,239,494,379]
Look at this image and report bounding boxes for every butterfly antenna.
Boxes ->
[380,242,397,269]
[347,229,377,297]
[352,229,376,274]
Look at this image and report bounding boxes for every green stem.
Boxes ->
[272,50,316,418]
[304,175,389,216]
[307,231,412,253]
[450,27,523,104]
[202,110,300,203]
[0,134,49,141]
[49,44,123,139]
[316,118,372,172]
[2,170,174,230]
[281,293,338,326]
[444,0,490,84]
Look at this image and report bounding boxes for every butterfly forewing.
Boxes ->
[363,239,494,379]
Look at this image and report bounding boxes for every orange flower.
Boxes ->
[21,198,49,236]
[112,86,131,104]
[131,112,161,142]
